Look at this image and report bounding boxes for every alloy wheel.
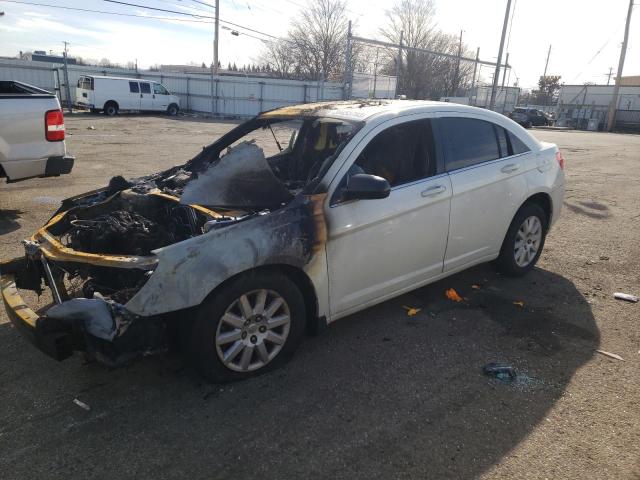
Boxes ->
[514,216,542,267]
[215,289,291,372]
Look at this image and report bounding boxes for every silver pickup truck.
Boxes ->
[0,81,75,182]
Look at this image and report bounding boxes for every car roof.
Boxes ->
[259,99,510,124]
[84,75,159,83]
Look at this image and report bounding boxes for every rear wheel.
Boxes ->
[496,203,547,277]
[189,271,306,383]
[103,101,118,116]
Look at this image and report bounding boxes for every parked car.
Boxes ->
[0,81,74,182]
[1,100,565,382]
[509,107,552,128]
[75,75,180,116]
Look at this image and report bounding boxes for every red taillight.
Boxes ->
[556,150,565,170]
[45,109,65,141]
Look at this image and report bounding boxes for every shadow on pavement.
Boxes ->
[0,264,598,479]
[0,209,22,235]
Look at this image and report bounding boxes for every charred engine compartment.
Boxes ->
[45,190,222,304]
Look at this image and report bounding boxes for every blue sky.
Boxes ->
[0,0,638,89]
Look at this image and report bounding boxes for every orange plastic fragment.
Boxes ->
[445,288,463,302]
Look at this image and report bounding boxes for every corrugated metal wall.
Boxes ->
[0,58,344,117]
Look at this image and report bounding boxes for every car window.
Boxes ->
[507,131,530,155]
[440,117,500,171]
[495,126,509,157]
[129,81,139,93]
[352,119,436,188]
[153,83,169,95]
[140,83,151,94]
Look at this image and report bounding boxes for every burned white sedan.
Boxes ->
[1,100,565,382]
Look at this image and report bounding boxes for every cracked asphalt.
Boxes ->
[1,114,639,479]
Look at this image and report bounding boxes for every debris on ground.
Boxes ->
[596,350,625,361]
[482,363,517,383]
[599,255,610,261]
[402,305,421,316]
[613,292,638,303]
[87,125,95,130]
[445,288,463,302]
[73,398,91,411]
[471,284,481,290]
[513,301,525,308]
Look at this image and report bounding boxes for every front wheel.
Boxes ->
[496,203,548,277]
[189,271,306,383]
[167,104,179,116]
[103,102,118,116]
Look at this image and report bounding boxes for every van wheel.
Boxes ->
[496,203,548,277]
[167,104,179,116]
[104,102,118,116]
[189,271,306,383]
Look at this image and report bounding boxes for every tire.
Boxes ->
[167,104,179,116]
[103,102,118,116]
[189,271,307,383]
[525,120,533,129]
[495,202,548,277]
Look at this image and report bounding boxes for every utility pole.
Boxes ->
[453,29,463,96]
[343,20,352,99]
[543,44,551,78]
[211,0,219,116]
[394,30,404,98]
[471,47,480,89]
[607,0,634,132]
[62,41,72,113]
[489,0,512,110]
[372,48,379,98]
[606,67,613,85]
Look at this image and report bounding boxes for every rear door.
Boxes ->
[326,116,452,317]
[139,82,153,111]
[438,115,530,272]
[128,81,141,109]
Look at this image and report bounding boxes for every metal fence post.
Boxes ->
[303,84,307,103]
[259,81,264,113]
[186,76,190,111]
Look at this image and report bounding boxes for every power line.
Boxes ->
[1,0,282,40]
[103,0,281,39]
[104,0,213,18]
[0,0,215,22]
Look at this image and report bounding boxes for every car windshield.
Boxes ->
[167,115,362,209]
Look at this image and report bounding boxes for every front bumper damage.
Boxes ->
[1,251,159,366]
[0,193,198,365]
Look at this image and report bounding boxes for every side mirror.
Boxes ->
[345,173,390,200]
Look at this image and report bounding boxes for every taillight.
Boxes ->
[556,150,565,170]
[45,109,65,141]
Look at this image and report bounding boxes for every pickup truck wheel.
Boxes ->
[103,102,118,116]
[189,271,306,383]
[167,104,179,116]
[496,203,548,277]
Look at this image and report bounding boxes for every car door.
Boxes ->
[439,115,531,272]
[325,116,452,318]
[139,82,153,111]
[152,83,170,111]
[128,81,141,110]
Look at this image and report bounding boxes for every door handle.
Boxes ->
[140,94,143,98]
[501,164,519,174]
[152,94,156,99]
[421,185,446,197]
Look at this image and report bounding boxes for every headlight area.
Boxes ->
[1,252,164,367]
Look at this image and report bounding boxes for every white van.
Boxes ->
[75,75,181,116]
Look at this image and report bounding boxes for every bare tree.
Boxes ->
[259,0,348,80]
[379,0,474,99]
